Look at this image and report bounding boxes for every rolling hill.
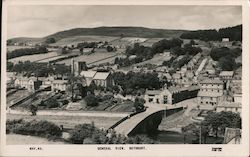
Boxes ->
[8,26,187,45]
[44,27,187,40]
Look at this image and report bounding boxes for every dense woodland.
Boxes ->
[180,25,242,41]
[210,47,242,71]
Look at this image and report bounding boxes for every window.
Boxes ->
[163,95,168,104]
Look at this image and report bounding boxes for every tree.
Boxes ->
[183,43,202,56]
[218,56,236,71]
[69,123,96,144]
[202,111,241,138]
[45,38,56,44]
[106,45,114,52]
[7,62,14,71]
[85,94,99,107]
[29,105,38,116]
[134,97,145,112]
[7,46,48,59]
[44,98,60,108]
[67,75,86,101]
[152,38,183,54]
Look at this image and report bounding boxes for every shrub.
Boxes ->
[6,119,62,139]
[85,94,99,107]
[44,98,60,108]
[69,123,96,144]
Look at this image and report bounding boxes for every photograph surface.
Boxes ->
[1,1,249,157]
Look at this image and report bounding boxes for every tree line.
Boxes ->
[7,46,48,59]
[180,25,242,41]
[7,61,71,77]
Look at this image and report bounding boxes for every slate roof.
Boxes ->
[145,90,162,95]
[52,79,68,84]
[198,91,223,97]
[93,72,110,80]
[217,102,241,108]
[200,78,223,84]
[80,71,97,78]
[219,71,234,77]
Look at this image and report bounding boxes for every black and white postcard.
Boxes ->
[1,0,249,156]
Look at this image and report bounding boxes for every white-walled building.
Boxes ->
[197,78,224,107]
[51,80,68,92]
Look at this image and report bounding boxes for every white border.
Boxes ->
[1,0,249,157]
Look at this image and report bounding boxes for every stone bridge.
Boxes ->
[113,102,187,136]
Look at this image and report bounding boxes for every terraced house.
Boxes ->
[197,78,224,107]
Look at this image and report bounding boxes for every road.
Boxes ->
[114,104,165,136]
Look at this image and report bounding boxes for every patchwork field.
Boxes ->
[8,51,59,64]
[50,35,119,46]
[58,52,117,66]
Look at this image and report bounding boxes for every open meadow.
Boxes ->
[8,51,59,64]
[135,53,172,66]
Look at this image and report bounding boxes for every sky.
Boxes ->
[7,5,242,39]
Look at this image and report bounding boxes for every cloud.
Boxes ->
[7,5,242,38]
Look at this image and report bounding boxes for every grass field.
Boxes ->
[37,54,66,63]
[8,52,59,64]
[50,35,119,46]
[58,52,117,66]
[135,53,172,66]
[7,46,34,52]
[7,134,65,145]
[7,114,122,129]
[140,38,165,47]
